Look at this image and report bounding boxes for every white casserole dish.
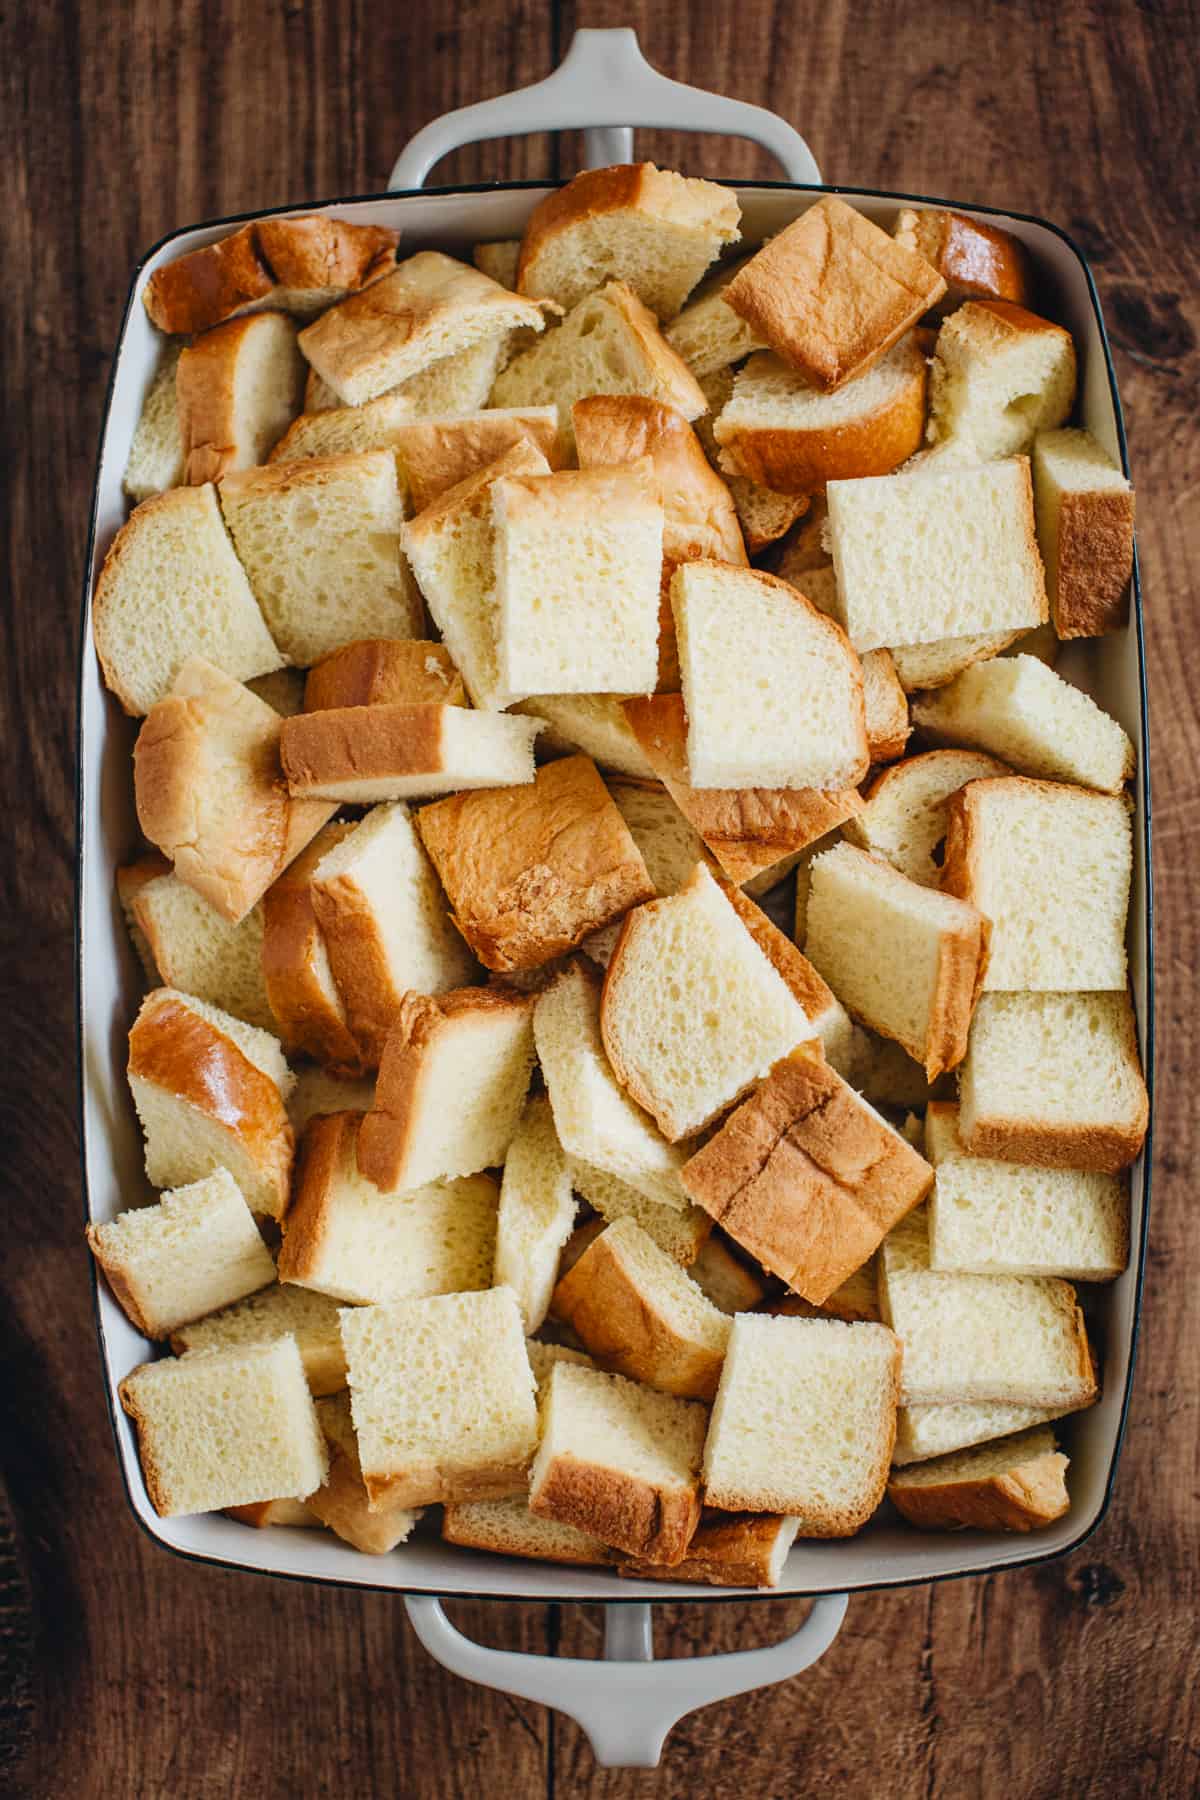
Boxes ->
[76,29,1154,1764]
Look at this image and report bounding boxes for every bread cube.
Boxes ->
[261,823,363,1074]
[171,1281,347,1396]
[892,1398,1073,1468]
[303,639,467,711]
[129,868,274,1030]
[280,702,542,804]
[887,1425,1069,1531]
[1033,427,1134,637]
[688,1235,766,1315]
[620,1510,800,1589]
[893,209,1032,315]
[177,311,304,485]
[443,1497,616,1568]
[308,1393,421,1554]
[494,1097,577,1334]
[567,1157,710,1265]
[927,300,1076,461]
[845,749,1011,888]
[122,344,184,504]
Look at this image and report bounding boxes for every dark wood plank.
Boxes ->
[2,0,1198,1795]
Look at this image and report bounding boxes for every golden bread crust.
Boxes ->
[261,823,364,1073]
[303,640,466,711]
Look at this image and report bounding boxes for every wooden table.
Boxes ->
[2,2,1196,1793]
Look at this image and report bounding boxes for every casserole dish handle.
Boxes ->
[405,1591,848,1767]
[387,26,822,189]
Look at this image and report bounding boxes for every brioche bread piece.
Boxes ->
[171,1281,347,1395]
[942,777,1130,991]
[286,1066,376,1137]
[143,215,398,334]
[341,1287,538,1507]
[93,485,283,716]
[893,209,1032,315]
[87,1167,275,1338]
[568,1158,710,1264]
[391,407,562,512]
[913,656,1134,795]
[804,843,990,1078]
[827,457,1048,652]
[492,466,664,697]
[724,198,945,390]
[665,256,765,376]
[134,656,333,923]
[226,1496,320,1530]
[302,333,517,420]
[573,394,746,567]
[525,1338,598,1391]
[621,1511,799,1587]
[607,778,710,895]
[130,871,274,1030]
[279,1111,498,1302]
[402,441,552,711]
[714,335,927,493]
[713,877,857,1077]
[682,1043,933,1303]
[529,1361,706,1562]
[925,1102,1128,1279]
[307,1392,421,1553]
[689,1235,766,1314]
[495,1097,578,1333]
[767,1257,882,1325]
[517,163,740,318]
[219,451,422,666]
[552,1218,732,1400]
[280,703,542,803]
[878,1208,1097,1407]
[1032,428,1134,637]
[472,240,521,290]
[690,374,811,552]
[534,962,693,1211]
[959,990,1148,1171]
[357,987,534,1193]
[268,388,419,466]
[119,1335,327,1518]
[416,756,654,973]
[601,863,812,1140]
[177,312,305,485]
[117,856,169,984]
[892,1398,1076,1467]
[887,1425,1069,1531]
[128,988,295,1218]
[304,639,466,712]
[443,1496,616,1567]
[123,344,184,502]
[261,822,363,1072]
[927,301,1076,461]
[890,631,1020,693]
[762,565,911,764]
[298,251,551,406]
[672,562,869,791]
[622,694,862,890]
[703,1314,901,1528]
[845,750,1011,888]
[492,282,706,441]
[310,802,477,1065]
[508,694,655,781]
[792,828,843,949]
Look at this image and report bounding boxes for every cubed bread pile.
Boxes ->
[90,170,1145,1586]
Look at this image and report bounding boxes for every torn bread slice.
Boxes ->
[310,802,478,1066]
[893,208,1032,315]
[128,988,295,1218]
[268,388,420,465]
[1032,427,1134,638]
[958,990,1148,1172]
[261,822,364,1073]
[416,756,654,973]
[844,750,1012,888]
[391,406,563,512]
[177,312,305,485]
[925,1102,1129,1280]
[621,1511,799,1587]
[804,842,990,1079]
[93,484,283,716]
[401,441,552,711]
[516,162,740,318]
[171,1281,348,1395]
[130,869,274,1031]
[340,1287,538,1508]
[702,1314,901,1530]
[887,1425,1069,1532]
[303,639,466,711]
[297,251,552,406]
[672,561,869,791]
[133,656,334,924]
[714,334,927,493]
[278,1110,498,1302]
[927,300,1076,461]
[877,1208,1098,1408]
[601,862,812,1140]
[680,1043,933,1304]
[493,465,664,698]
[87,1166,275,1338]
[529,1361,706,1564]
[664,256,766,376]
[123,344,184,502]
[495,1096,578,1334]
[723,197,945,390]
[508,694,655,782]
[219,450,422,667]
[623,692,864,890]
[941,777,1131,991]
[280,703,542,803]
[357,987,534,1193]
[568,1159,711,1265]
[119,1336,327,1518]
[443,1497,616,1567]
[552,1217,732,1400]
[534,962,694,1212]
[308,1392,421,1554]
[914,655,1134,796]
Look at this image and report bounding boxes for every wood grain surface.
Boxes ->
[2,1,1197,1795]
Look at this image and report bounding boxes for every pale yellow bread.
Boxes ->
[845,750,1012,888]
[1032,427,1134,638]
[130,869,274,1031]
[177,312,305,485]
[171,1281,348,1395]
[308,1391,422,1554]
[887,1424,1069,1531]
[123,344,184,503]
[494,1096,578,1333]
[927,300,1076,460]
[279,701,542,804]
[261,821,364,1074]
[620,1511,799,1587]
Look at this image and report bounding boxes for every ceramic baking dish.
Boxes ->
[76,28,1154,1765]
